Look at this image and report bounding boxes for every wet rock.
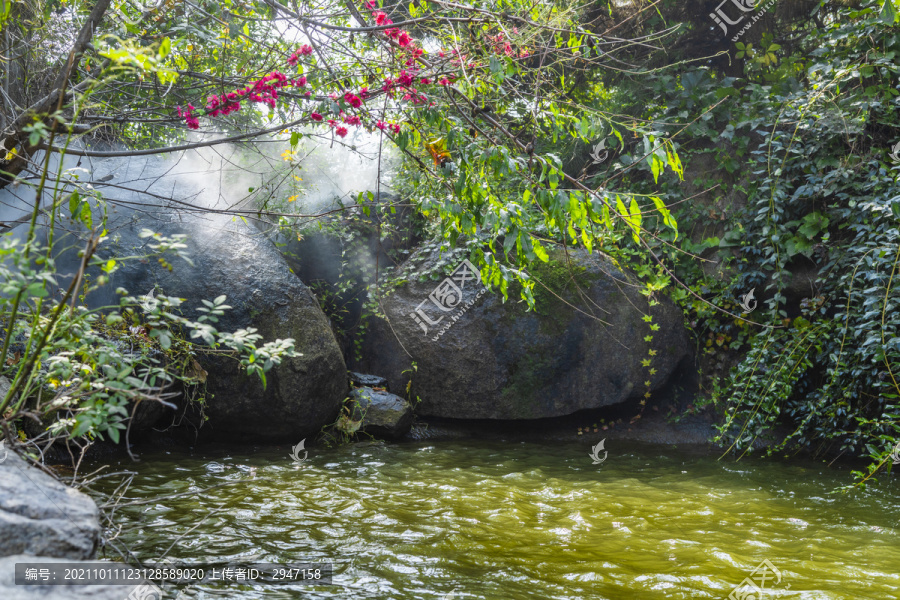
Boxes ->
[349,372,389,390]
[0,445,100,559]
[349,387,414,439]
[354,247,693,420]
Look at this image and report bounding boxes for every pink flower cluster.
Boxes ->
[287,44,314,66]
[343,91,362,108]
[205,92,241,117]
[178,71,306,129]
[375,120,401,134]
[176,104,200,129]
[312,110,365,138]
[178,3,454,133]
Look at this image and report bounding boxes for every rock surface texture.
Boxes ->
[0,446,100,559]
[349,387,414,439]
[354,248,693,419]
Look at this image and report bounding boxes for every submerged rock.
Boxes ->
[349,387,414,439]
[0,446,100,559]
[354,247,693,420]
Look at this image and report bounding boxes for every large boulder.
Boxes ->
[353,247,693,419]
[5,151,348,442]
[92,218,348,442]
[0,445,100,559]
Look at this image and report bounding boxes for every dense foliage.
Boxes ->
[606,0,900,484]
[2,0,900,485]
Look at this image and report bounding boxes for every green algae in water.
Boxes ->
[89,441,900,599]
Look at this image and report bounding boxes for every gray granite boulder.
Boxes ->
[354,247,693,420]
[0,446,100,559]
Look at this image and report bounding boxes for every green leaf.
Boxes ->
[651,196,678,240]
[79,201,93,230]
[650,152,666,184]
[602,202,614,231]
[627,197,642,243]
[68,191,80,216]
[159,36,171,58]
[533,239,549,262]
[881,0,897,24]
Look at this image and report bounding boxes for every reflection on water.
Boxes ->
[90,440,900,599]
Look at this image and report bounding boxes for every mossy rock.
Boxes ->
[353,246,692,420]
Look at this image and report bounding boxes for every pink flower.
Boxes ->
[420,78,431,84]
[359,87,370,99]
[438,77,450,86]
[327,119,337,127]
[295,76,307,87]
[398,32,412,47]
[364,0,377,8]
[299,44,313,55]
[336,126,348,137]
[288,51,300,66]
[375,120,386,130]
[310,112,323,121]
[388,123,400,134]
[344,115,361,126]
[374,12,390,25]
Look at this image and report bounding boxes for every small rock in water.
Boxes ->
[349,372,389,390]
[349,387,414,439]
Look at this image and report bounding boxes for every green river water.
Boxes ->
[91,440,900,599]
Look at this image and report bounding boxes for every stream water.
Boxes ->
[91,440,900,599]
